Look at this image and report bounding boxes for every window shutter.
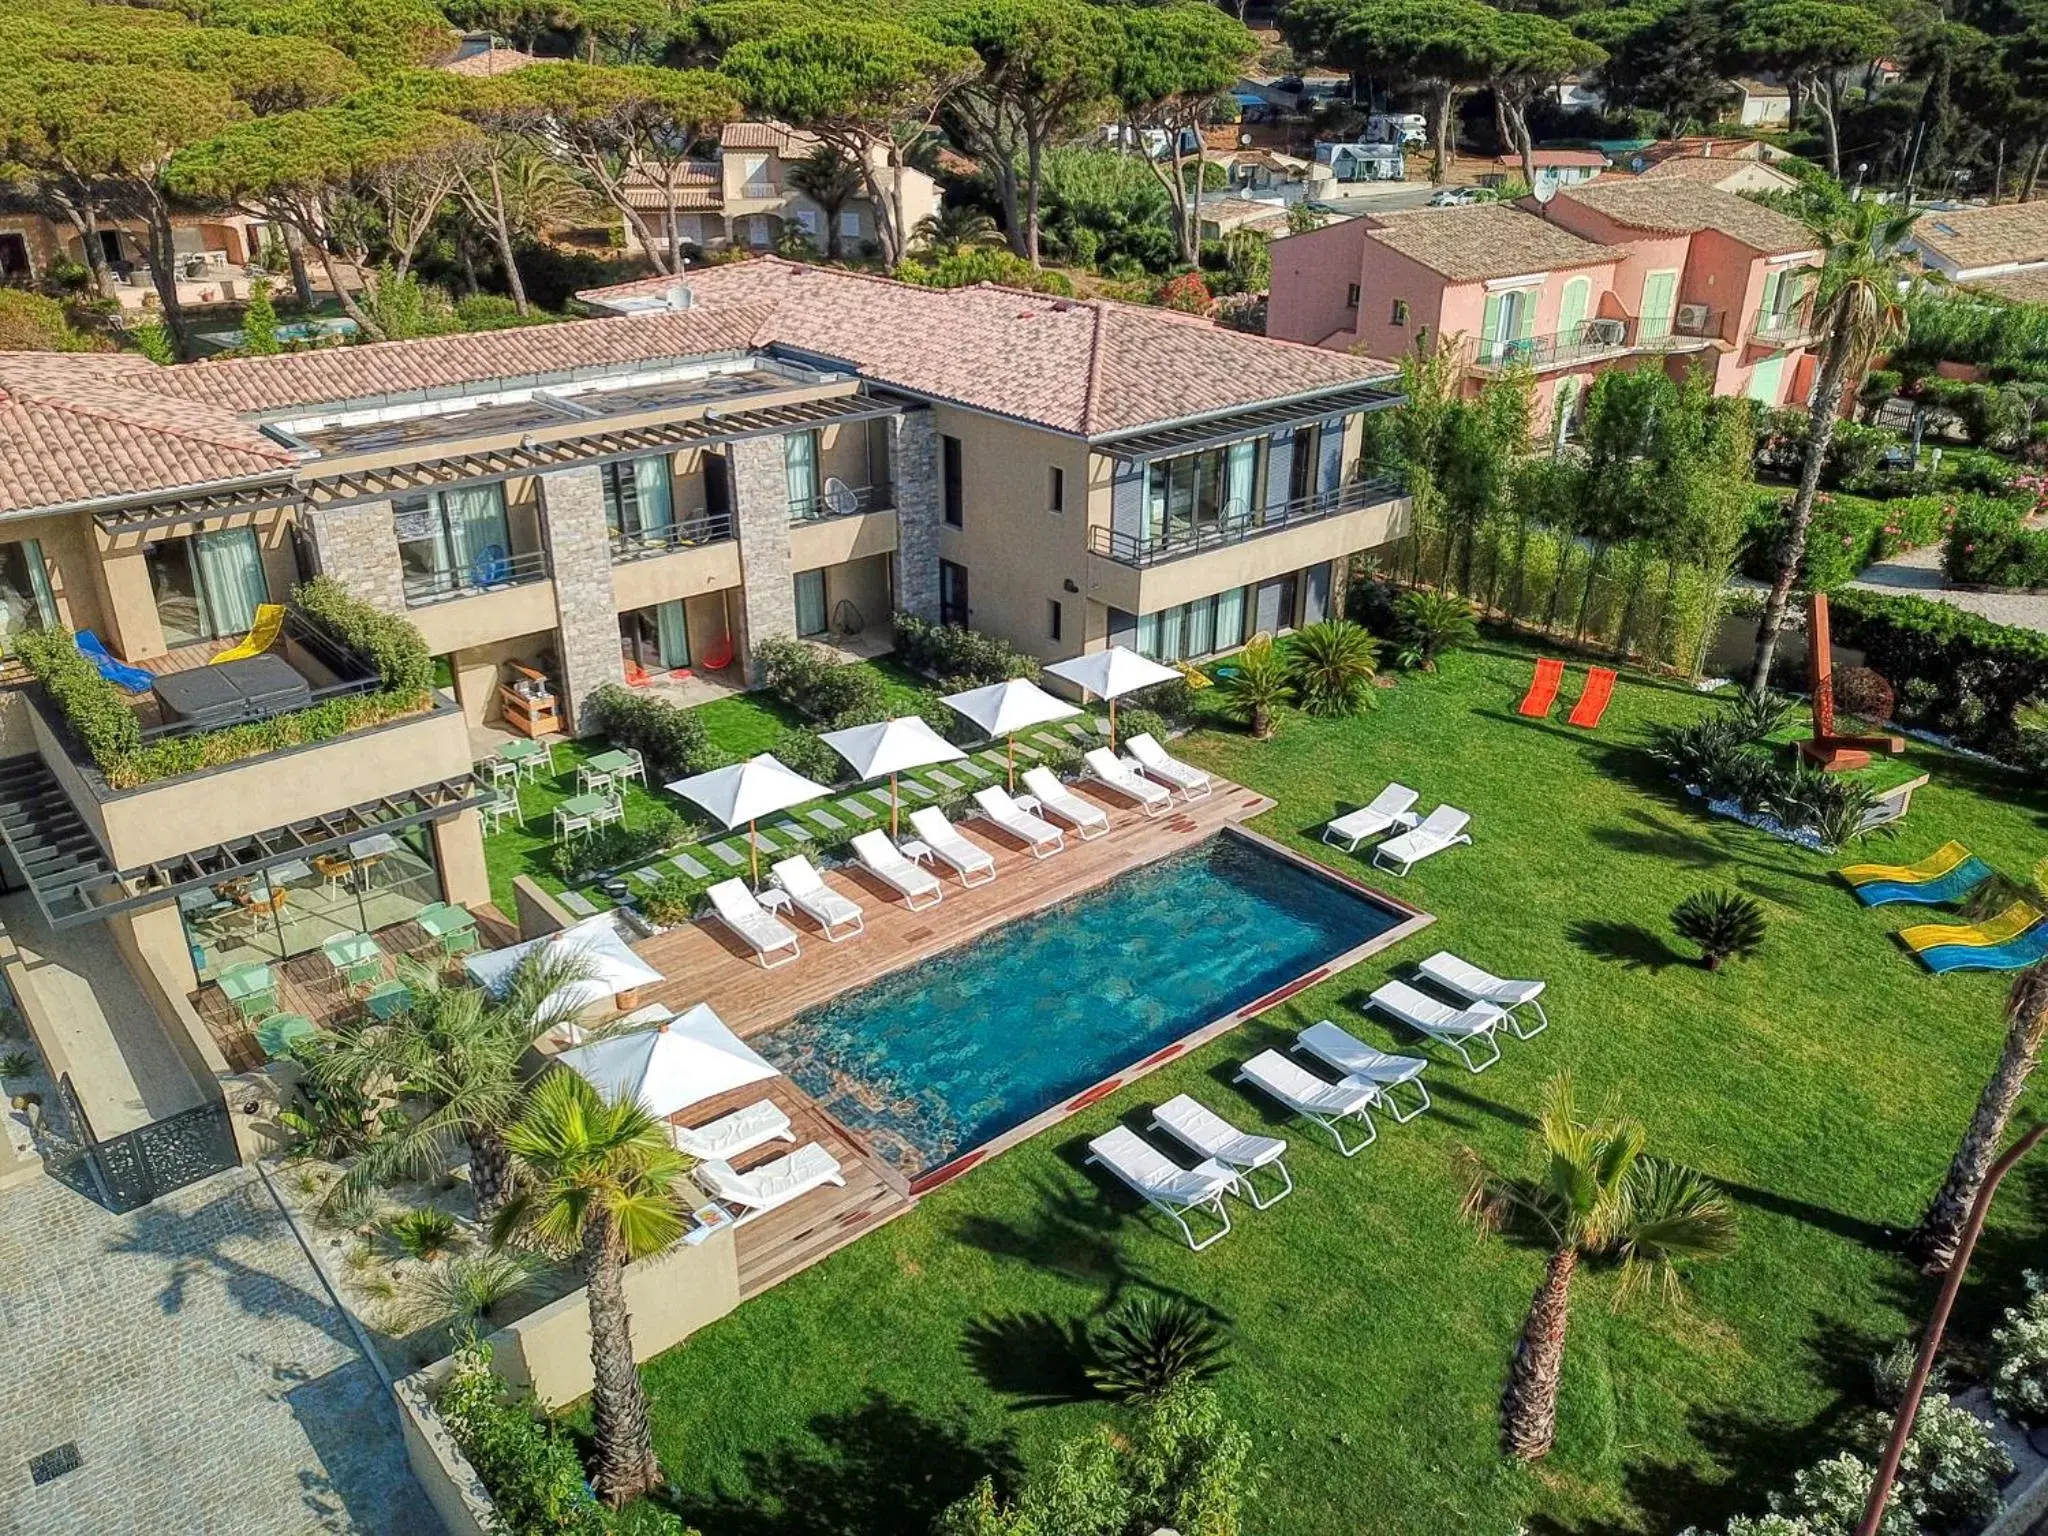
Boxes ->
[1480,291,1503,345]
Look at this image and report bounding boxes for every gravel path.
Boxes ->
[1850,541,2048,631]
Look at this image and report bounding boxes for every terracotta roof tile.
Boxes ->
[1638,155,1796,189]
[1490,150,1607,169]
[1359,204,1619,282]
[1913,203,2048,274]
[580,258,1398,436]
[1554,179,1813,253]
[438,44,538,76]
[1965,266,2048,303]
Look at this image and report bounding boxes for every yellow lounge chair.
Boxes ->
[210,603,285,665]
[1840,840,1972,888]
[1901,901,2045,955]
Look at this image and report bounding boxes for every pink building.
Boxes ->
[1267,181,1823,441]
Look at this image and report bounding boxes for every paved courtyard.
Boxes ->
[0,1168,436,1536]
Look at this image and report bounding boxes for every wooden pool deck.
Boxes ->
[625,778,1278,1040]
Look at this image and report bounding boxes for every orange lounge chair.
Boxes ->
[1518,657,1565,717]
[1567,667,1617,728]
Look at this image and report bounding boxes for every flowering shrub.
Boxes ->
[1993,1271,2048,1424]
[1942,496,2048,589]
[1741,493,1951,588]
[1155,272,1212,314]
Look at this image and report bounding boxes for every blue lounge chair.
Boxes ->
[1919,917,2048,974]
[1851,859,1994,909]
[75,630,153,694]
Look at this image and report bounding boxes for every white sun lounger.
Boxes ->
[693,1143,844,1226]
[706,878,802,969]
[1086,1125,1235,1250]
[908,807,998,886]
[972,786,1066,858]
[1124,733,1211,800]
[1416,950,1549,1036]
[850,830,943,910]
[1291,1021,1431,1122]
[1233,1049,1381,1156]
[1369,978,1506,1073]
[671,1099,795,1161]
[1083,748,1172,816]
[768,856,865,942]
[1321,783,1421,852]
[1372,805,1472,876]
[1151,1094,1292,1208]
[1021,767,1109,840]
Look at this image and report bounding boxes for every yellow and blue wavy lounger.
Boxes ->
[1840,841,1992,907]
[1900,901,2044,955]
[210,603,285,665]
[1919,917,2048,974]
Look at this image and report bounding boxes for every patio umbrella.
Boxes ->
[1045,646,1181,751]
[819,715,966,838]
[666,752,831,885]
[557,1001,776,1117]
[464,914,665,1018]
[940,678,1079,790]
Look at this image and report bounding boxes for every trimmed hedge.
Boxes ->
[1740,492,1952,589]
[15,627,141,763]
[1943,496,2048,589]
[752,636,889,727]
[892,613,1041,685]
[295,575,433,696]
[583,685,717,780]
[1829,587,2048,755]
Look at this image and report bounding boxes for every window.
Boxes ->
[1346,283,1361,309]
[941,435,963,528]
[1048,465,1065,514]
[1048,599,1063,642]
[1142,438,1263,547]
[1389,298,1408,325]
[839,209,862,240]
[1286,424,1317,505]
[784,431,820,517]
[1134,586,1253,662]
[393,483,512,602]
[795,209,820,238]
[600,456,675,545]
[1639,269,1678,340]
[0,539,56,649]
[619,601,690,672]
[145,529,267,645]
[747,217,771,248]
[939,559,969,627]
[793,569,828,637]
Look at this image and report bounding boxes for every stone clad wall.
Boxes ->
[537,466,625,732]
[307,499,406,613]
[889,411,941,624]
[731,436,795,684]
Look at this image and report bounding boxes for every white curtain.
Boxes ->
[1223,441,1258,522]
[1215,586,1246,651]
[632,457,674,532]
[443,485,509,579]
[193,529,266,637]
[784,433,818,514]
[655,600,690,668]
[793,570,827,636]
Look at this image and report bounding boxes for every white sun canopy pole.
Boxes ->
[818,715,965,838]
[666,753,832,884]
[1045,646,1181,749]
[939,677,1079,790]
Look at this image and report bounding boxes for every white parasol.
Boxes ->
[556,1001,776,1117]
[939,678,1079,790]
[666,753,831,884]
[464,914,664,1018]
[818,715,965,837]
[1045,646,1181,750]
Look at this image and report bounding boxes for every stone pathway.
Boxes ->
[0,1169,434,1536]
[1852,542,2048,631]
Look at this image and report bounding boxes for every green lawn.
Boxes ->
[612,638,2048,1536]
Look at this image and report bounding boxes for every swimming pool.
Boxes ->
[753,830,1421,1188]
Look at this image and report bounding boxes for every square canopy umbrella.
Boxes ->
[556,1001,776,1118]
[1045,646,1181,749]
[940,678,1079,789]
[667,752,832,884]
[819,715,965,837]
[464,914,665,1018]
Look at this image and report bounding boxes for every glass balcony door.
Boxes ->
[395,484,511,597]
[0,539,57,651]
[144,528,267,646]
[602,456,676,543]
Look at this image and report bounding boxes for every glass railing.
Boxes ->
[1087,472,1407,568]
[401,546,551,606]
[608,511,737,563]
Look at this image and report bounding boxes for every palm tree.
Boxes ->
[1285,619,1380,715]
[785,146,864,260]
[1460,1074,1739,1461]
[494,1071,688,1508]
[1748,198,1923,695]
[306,950,593,1222]
[1911,965,2048,1273]
[913,205,1002,258]
[1219,638,1294,739]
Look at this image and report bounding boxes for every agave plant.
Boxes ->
[1671,888,1768,971]
[1285,619,1380,716]
[1219,638,1294,739]
[386,1206,461,1262]
[1722,688,1799,745]
[1085,1296,1231,1403]
[1647,718,1746,792]
[1391,589,1478,671]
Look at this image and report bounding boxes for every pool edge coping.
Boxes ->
[904,824,1434,1195]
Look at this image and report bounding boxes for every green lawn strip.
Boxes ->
[606,637,2046,1535]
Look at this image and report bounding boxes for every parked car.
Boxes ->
[1427,188,1480,207]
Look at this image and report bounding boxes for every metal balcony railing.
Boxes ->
[1635,307,1725,349]
[1752,309,1818,346]
[609,512,737,563]
[789,481,893,525]
[402,546,551,606]
[1467,320,1633,374]
[1088,472,1407,568]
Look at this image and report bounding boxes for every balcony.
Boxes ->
[402,546,551,607]
[611,512,738,564]
[1086,473,1410,616]
[790,481,893,525]
[133,611,381,744]
[1634,306,1725,351]
[1466,320,1634,376]
[1752,309,1819,347]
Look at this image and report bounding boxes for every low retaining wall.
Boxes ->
[394,1360,495,1536]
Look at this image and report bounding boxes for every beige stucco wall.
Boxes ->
[432,810,492,910]
[95,705,475,868]
[934,406,1091,662]
[609,541,743,613]
[408,580,560,657]
[450,634,552,727]
[483,1224,741,1407]
[789,508,898,573]
[821,553,892,636]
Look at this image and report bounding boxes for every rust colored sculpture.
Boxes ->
[1802,593,1904,772]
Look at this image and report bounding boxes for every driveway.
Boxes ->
[1852,541,2048,632]
[0,1168,438,1536]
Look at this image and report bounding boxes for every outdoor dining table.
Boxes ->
[415,902,475,942]
[498,738,551,781]
[321,930,380,974]
[555,792,616,839]
[255,1012,315,1060]
[218,961,275,1021]
[585,748,641,783]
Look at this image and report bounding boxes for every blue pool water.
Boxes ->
[754,834,1404,1177]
